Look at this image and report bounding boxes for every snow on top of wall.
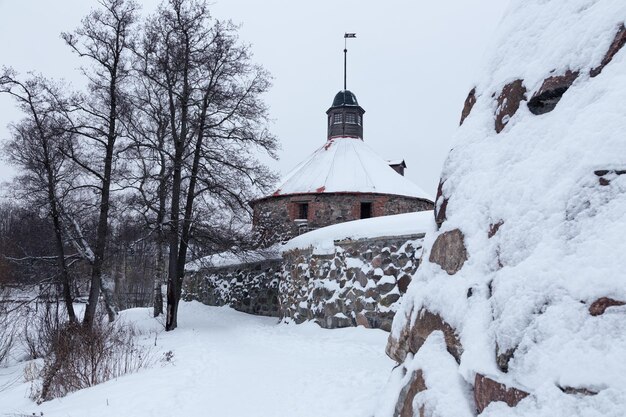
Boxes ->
[282,211,435,254]
[388,1,626,416]
[267,137,432,200]
[186,245,281,271]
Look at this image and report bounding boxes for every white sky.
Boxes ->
[0,0,510,195]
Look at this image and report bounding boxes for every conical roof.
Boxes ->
[269,137,432,200]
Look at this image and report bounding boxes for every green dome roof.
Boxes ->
[332,90,359,107]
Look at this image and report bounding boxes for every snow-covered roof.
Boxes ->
[267,137,432,200]
[282,211,435,253]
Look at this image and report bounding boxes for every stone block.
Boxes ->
[429,229,468,275]
[474,373,529,413]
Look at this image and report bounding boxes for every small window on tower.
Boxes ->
[360,202,372,219]
[333,113,342,124]
[357,114,362,125]
[346,113,356,124]
[297,203,309,220]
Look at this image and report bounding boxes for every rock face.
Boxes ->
[377,2,626,417]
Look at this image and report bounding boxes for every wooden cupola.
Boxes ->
[326,90,365,140]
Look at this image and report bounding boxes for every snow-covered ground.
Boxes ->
[0,301,394,417]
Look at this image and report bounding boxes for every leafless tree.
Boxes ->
[0,71,78,322]
[139,0,278,330]
[60,0,140,327]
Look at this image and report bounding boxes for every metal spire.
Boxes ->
[344,33,356,90]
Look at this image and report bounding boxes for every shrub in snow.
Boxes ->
[32,311,152,402]
[378,1,626,416]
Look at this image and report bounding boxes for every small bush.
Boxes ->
[34,312,152,403]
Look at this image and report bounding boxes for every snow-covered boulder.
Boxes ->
[377,1,626,416]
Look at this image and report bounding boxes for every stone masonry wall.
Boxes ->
[253,193,433,242]
[280,233,424,331]
[184,259,282,317]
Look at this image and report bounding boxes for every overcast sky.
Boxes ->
[0,0,510,196]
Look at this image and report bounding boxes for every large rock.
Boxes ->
[474,374,529,413]
[429,229,468,275]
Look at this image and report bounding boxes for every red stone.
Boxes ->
[460,87,477,125]
[591,24,626,77]
[429,229,468,275]
[474,374,529,413]
[589,297,625,316]
[495,80,527,133]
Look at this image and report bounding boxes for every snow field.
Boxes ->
[0,301,394,417]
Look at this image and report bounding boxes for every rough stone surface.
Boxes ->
[488,220,504,239]
[460,87,477,125]
[474,373,530,413]
[394,369,427,417]
[527,70,579,115]
[591,24,626,77]
[184,259,281,317]
[589,297,625,316]
[495,79,527,133]
[281,234,424,331]
[429,229,468,275]
[253,193,434,243]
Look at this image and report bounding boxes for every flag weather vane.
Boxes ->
[344,33,356,90]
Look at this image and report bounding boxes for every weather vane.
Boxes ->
[344,33,356,90]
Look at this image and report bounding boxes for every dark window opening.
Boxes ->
[297,203,309,220]
[360,202,372,219]
[345,113,356,124]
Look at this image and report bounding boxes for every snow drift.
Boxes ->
[377,1,626,416]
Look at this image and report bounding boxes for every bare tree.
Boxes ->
[60,0,140,327]
[140,0,277,330]
[0,70,78,322]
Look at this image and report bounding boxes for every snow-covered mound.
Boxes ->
[378,1,626,416]
[282,211,435,253]
[270,137,432,200]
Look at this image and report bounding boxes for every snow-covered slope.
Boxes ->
[269,137,432,200]
[378,1,626,416]
[0,302,393,417]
